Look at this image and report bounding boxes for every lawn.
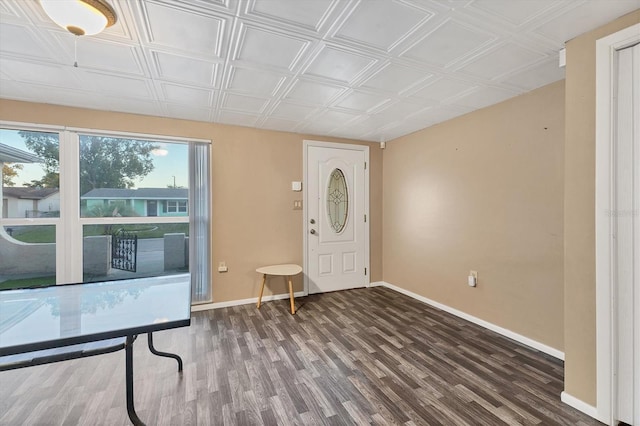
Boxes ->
[5,225,55,243]
[5,223,189,244]
[84,223,189,239]
[0,275,56,290]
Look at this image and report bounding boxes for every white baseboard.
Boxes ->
[369,281,385,287]
[378,281,565,361]
[191,291,305,312]
[560,392,598,419]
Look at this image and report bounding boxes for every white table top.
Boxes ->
[0,274,191,356]
[256,264,303,276]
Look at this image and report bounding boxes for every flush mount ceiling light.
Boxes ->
[40,0,117,36]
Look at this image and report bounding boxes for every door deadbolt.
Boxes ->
[310,218,315,224]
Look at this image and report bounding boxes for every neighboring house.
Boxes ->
[81,188,188,217]
[1,142,50,218]
[2,187,59,218]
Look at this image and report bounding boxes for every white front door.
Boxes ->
[304,141,369,294]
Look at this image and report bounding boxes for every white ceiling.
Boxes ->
[0,0,638,142]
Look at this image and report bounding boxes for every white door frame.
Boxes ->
[303,140,370,296]
[595,23,640,425]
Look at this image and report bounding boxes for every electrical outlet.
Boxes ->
[293,200,303,210]
[218,261,228,273]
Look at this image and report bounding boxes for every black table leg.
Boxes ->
[125,335,146,426]
[147,333,183,372]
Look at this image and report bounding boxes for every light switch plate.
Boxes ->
[468,270,478,287]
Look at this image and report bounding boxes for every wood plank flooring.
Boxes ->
[0,286,602,425]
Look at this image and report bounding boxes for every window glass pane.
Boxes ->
[82,223,189,282]
[0,225,56,290]
[79,136,189,218]
[1,129,60,218]
[326,168,349,233]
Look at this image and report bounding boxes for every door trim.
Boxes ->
[303,140,370,296]
[595,23,640,425]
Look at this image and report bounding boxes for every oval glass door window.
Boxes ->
[327,168,349,233]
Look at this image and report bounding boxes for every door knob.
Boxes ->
[310,218,315,224]
[310,229,316,235]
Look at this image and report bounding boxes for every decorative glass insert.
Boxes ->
[327,168,348,233]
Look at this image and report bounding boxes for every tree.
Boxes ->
[18,131,159,195]
[2,163,23,186]
[25,171,59,188]
[79,136,158,194]
[18,132,58,173]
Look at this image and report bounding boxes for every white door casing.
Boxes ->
[614,41,639,426]
[304,140,369,294]
[595,24,640,426]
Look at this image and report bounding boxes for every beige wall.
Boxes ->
[563,9,640,406]
[383,81,565,351]
[4,9,638,408]
[0,99,383,301]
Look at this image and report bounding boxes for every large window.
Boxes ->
[0,125,211,303]
[0,129,59,289]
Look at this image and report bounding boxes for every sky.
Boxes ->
[0,129,189,189]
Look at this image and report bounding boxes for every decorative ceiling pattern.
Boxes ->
[0,0,638,141]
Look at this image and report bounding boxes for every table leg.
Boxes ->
[147,333,183,372]
[125,335,146,426]
[288,276,295,315]
[257,273,267,309]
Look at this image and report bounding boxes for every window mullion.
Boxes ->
[57,130,82,284]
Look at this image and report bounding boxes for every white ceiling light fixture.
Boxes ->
[40,0,117,36]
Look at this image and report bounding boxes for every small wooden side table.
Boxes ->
[256,264,303,315]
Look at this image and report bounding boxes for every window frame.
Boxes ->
[1,121,211,293]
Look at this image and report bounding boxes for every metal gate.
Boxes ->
[111,229,138,272]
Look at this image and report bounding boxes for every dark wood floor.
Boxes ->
[0,286,602,425]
